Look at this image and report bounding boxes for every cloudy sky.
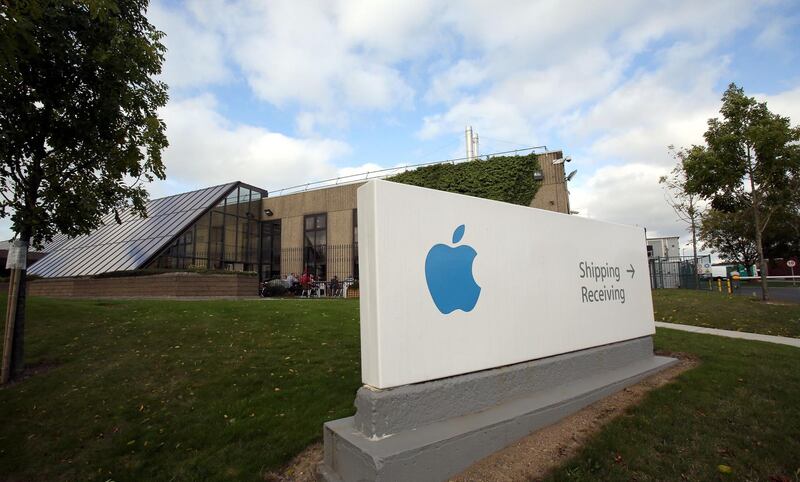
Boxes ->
[4,0,800,253]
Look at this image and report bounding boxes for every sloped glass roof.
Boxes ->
[29,182,253,278]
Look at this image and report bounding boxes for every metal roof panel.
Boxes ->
[28,182,241,278]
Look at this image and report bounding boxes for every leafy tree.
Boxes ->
[682,83,800,300]
[701,204,800,272]
[0,0,168,380]
[660,147,706,288]
[699,209,758,271]
[762,202,800,261]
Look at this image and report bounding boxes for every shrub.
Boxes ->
[388,153,541,206]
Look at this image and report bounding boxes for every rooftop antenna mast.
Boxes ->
[465,126,479,161]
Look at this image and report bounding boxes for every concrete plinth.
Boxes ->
[319,336,676,482]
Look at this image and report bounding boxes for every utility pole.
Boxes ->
[2,239,27,384]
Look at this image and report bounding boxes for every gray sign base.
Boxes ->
[319,336,676,482]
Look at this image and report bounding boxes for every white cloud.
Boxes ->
[569,163,675,235]
[148,0,771,148]
[336,0,445,61]
[10,0,791,247]
[419,96,535,142]
[152,94,351,195]
[417,0,760,148]
[754,15,800,50]
[561,44,726,250]
[295,110,350,137]
[420,47,628,141]
[565,43,800,246]
[148,1,230,88]
[759,86,800,124]
[184,0,415,111]
[425,60,488,105]
[569,43,728,167]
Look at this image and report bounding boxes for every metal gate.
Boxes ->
[649,255,712,290]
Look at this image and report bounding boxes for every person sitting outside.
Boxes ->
[285,272,300,295]
[289,273,303,296]
[300,271,312,297]
[329,276,341,297]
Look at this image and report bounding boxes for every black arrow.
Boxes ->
[626,264,635,278]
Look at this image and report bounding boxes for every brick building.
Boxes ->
[29,151,572,287]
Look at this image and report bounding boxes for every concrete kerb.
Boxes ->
[655,321,800,348]
[319,336,677,482]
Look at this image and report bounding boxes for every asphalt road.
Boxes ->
[733,285,800,303]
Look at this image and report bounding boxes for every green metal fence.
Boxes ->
[649,255,713,290]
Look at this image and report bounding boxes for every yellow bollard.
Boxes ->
[717,279,722,292]
[726,279,732,295]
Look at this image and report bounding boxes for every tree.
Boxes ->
[0,0,168,381]
[660,147,706,288]
[699,209,758,270]
[700,203,800,273]
[762,202,800,261]
[682,83,800,301]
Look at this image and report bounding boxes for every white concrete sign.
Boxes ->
[358,180,655,389]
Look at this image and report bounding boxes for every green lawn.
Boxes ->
[653,289,800,338]
[0,297,361,481]
[0,294,798,481]
[545,328,800,481]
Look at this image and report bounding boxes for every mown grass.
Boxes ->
[0,297,360,481]
[545,328,800,481]
[653,289,800,338]
[0,294,798,481]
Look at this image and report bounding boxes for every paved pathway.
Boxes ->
[655,321,800,348]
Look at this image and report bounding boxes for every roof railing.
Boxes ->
[268,145,549,197]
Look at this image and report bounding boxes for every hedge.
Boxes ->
[388,153,541,206]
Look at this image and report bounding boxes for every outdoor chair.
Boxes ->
[341,280,353,298]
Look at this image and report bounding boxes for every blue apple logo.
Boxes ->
[425,224,481,314]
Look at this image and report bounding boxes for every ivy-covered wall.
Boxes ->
[388,153,541,206]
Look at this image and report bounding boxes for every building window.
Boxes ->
[647,245,654,258]
[261,220,281,281]
[149,185,263,272]
[209,210,224,269]
[193,213,210,269]
[304,213,327,279]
